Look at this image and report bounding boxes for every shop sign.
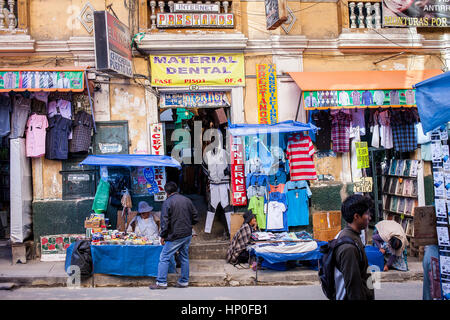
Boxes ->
[0,70,84,91]
[174,3,220,12]
[98,142,123,154]
[40,234,85,262]
[157,13,234,28]
[265,0,287,30]
[230,135,247,206]
[153,166,167,202]
[150,53,245,87]
[160,91,230,108]
[353,177,373,193]
[355,142,370,169]
[150,123,165,155]
[382,0,450,27]
[303,89,416,110]
[257,64,278,124]
[94,11,133,78]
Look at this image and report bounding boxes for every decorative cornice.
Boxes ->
[0,34,35,52]
[246,35,308,55]
[137,32,248,53]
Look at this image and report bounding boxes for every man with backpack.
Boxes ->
[319,194,375,300]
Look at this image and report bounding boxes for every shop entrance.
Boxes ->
[160,91,232,241]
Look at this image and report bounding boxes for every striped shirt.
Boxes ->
[286,134,317,181]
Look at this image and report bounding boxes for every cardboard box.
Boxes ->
[230,213,244,240]
[313,211,342,231]
[116,210,138,232]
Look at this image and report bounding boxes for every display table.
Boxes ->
[65,243,175,277]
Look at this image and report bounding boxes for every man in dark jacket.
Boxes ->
[334,194,375,300]
[150,181,199,289]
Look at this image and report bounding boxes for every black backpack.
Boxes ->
[69,240,93,279]
[318,236,362,300]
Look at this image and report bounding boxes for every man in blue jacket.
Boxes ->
[150,181,199,289]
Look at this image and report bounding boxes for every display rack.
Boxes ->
[381,159,425,238]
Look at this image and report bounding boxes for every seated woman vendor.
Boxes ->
[127,201,160,240]
[373,218,408,272]
[226,211,258,265]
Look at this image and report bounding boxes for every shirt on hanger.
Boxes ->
[69,111,94,153]
[405,90,415,105]
[389,90,400,105]
[0,95,12,137]
[268,191,287,206]
[248,196,266,229]
[312,110,333,151]
[268,170,287,186]
[351,91,362,105]
[362,91,373,106]
[45,115,73,160]
[331,110,352,153]
[286,133,317,181]
[350,109,366,136]
[285,184,311,227]
[246,185,267,199]
[48,99,72,119]
[26,114,48,158]
[305,94,318,108]
[265,201,287,231]
[339,91,351,106]
[10,95,31,139]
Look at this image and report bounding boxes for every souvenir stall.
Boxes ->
[228,120,330,272]
[288,70,442,243]
[65,154,181,277]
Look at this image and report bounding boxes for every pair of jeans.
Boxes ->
[156,235,192,287]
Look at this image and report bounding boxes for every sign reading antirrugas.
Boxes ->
[150,53,245,87]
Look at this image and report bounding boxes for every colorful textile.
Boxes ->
[25,114,48,158]
[226,223,253,264]
[270,184,285,194]
[69,111,93,153]
[331,110,352,153]
[286,133,317,181]
[392,123,417,152]
[248,196,266,229]
[284,180,311,227]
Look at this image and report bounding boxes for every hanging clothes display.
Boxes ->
[25,114,48,158]
[10,95,31,139]
[0,94,12,137]
[331,109,352,153]
[286,133,317,181]
[312,110,332,151]
[45,115,72,160]
[204,147,232,234]
[390,108,419,152]
[69,110,94,153]
[248,195,266,229]
[284,180,311,227]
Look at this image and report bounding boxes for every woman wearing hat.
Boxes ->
[127,201,159,240]
[226,211,258,265]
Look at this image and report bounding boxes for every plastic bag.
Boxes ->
[92,179,110,213]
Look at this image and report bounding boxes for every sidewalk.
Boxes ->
[0,241,424,288]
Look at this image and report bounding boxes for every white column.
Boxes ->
[349,2,357,28]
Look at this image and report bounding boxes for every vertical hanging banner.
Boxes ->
[150,123,167,201]
[230,135,247,206]
[150,123,165,155]
[257,64,278,124]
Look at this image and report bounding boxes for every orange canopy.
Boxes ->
[288,69,443,91]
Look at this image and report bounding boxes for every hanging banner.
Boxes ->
[94,11,133,78]
[230,135,247,206]
[0,70,85,92]
[355,142,370,169]
[382,0,450,27]
[303,89,416,110]
[150,53,245,87]
[150,123,165,155]
[257,64,278,124]
[160,91,230,108]
[153,166,167,202]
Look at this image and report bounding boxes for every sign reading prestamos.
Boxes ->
[382,0,450,27]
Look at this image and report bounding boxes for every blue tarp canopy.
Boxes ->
[414,71,450,133]
[228,120,318,136]
[79,154,182,169]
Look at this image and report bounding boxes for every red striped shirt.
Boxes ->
[286,134,317,181]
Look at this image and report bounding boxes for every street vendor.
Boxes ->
[127,201,160,240]
[372,219,409,272]
[226,211,258,265]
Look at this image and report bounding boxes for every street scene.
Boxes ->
[0,0,450,304]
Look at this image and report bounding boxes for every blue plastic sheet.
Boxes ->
[65,243,175,277]
[414,71,450,133]
[79,154,182,169]
[228,120,318,136]
[249,241,327,267]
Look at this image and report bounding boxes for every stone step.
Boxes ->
[189,241,229,260]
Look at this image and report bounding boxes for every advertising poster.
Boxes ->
[382,0,450,27]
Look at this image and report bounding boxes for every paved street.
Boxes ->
[0,281,423,300]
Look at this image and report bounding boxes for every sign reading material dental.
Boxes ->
[151,54,245,87]
[230,135,247,206]
[256,64,278,124]
[382,0,450,27]
[94,11,133,78]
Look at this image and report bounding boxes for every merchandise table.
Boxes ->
[66,243,175,277]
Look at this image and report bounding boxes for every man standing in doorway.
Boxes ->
[334,194,375,300]
[150,181,199,289]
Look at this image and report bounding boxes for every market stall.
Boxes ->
[65,154,181,277]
